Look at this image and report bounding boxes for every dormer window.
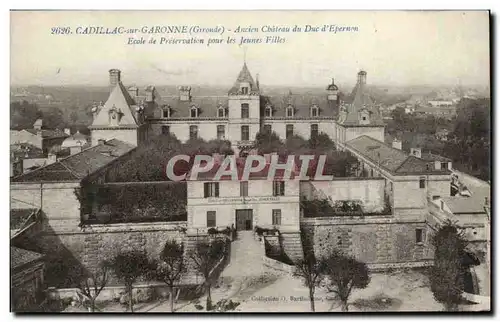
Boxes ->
[190,106,198,118]
[311,105,319,117]
[163,106,171,118]
[265,106,272,117]
[218,105,226,118]
[359,109,370,125]
[241,87,249,95]
[286,105,294,117]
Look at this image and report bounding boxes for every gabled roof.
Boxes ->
[90,82,139,128]
[228,63,260,95]
[346,135,451,176]
[11,139,135,183]
[11,246,44,270]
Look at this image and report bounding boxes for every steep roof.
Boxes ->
[346,135,451,176]
[90,82,139,128]
[11,139,135,182]
[339,73,384,126]
[11,246,44,269]
[228,63,260,95]
[262,93,338,119]
[155,95,228,119]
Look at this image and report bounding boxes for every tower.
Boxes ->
[89,69,146,146]
[227,62,261,155]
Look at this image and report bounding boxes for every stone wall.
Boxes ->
[25,222,186,288]
[301,216,433,267]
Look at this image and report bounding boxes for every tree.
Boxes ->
[309,132,336,152]
[154,240,186,312]
[429,221,468,311]
[293,253,326,312]
[78,260,111,312]
[254,130,283,155]
[323,250,370,311]
[189,239,225,311]
[109,250,151,312]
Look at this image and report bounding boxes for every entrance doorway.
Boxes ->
[235,209,253,231]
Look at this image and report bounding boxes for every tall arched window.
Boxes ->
[265,106,272,117]
[310,105,319,117]
[163,106,171,118]
[286,105,294,117]
[190,106,198,118]
[217,106,225,118]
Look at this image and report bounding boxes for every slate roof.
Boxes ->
[156,95,228,119]
[24,128,68,139]
[228,63,259,95]
[10,208,38,230]
[11,143,45,160]
[339,72,384,126]
[262,93,338,119]
[11,246,44,269]
[90,82,140,128]
[346,135,451,175]
[11,139,135,182]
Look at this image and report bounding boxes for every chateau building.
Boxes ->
[10,63,489,290]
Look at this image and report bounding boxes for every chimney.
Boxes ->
[47,152,57,165]
[145,86,155,102]
[392,139,402,150]
[128,86,139,99]
[357,70,367,85]
[97,139,106,145]
[64,128,71,136]
[179,86,192,101]
[410,147,422,158]
[109,69,121,87]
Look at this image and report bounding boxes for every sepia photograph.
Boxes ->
[9,10,491,313]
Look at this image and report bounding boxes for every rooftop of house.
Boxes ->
[23,128,69,139]
[442,171,491,215]
[10,143,45,160]
[90,82,140,128]
[10,208,38,230]
[11,139,135,183]
[11,246,44,270]
[346,135,451,176]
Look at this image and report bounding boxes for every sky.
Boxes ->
[10,10,490,88]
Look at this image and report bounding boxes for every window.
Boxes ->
[241,103,249,118]
[362,116,367,120]
[161,125,170,135]
[207,211,216,227]
[263,124,272,134]
[241,125,250,141]
[240,181,248,197]
[441,162,448,170]
[241,87,249,95]
[190,106,198,118]
[218,106,225,118]
[163,107,170,118]
[265,106,272,117]
[311,124,318,138]
[189,125,198,140]
[272,209,282,226]
[419,177,426,189]
[204,182,219,198]
[273,181,285,196]
[286,124,294,139]
[416,229,423,244]
[217,125,225,139]
[286,106,294,117]
[311,106,319,117]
